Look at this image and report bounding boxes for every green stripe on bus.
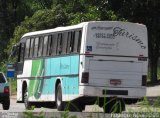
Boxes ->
[28,59,44,99]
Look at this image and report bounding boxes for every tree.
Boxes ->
[8,5,69,52]
[0,0,51,71]
[0,0,11,60]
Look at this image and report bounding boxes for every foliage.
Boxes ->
[69,6,101,25]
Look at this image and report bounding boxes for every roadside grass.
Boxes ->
[9,79,17,95]
[126,97,160,118]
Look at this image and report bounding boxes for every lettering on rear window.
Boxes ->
[113,27,146,49]
[91,26,146,49]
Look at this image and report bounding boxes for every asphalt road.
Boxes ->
[1,95,104,112]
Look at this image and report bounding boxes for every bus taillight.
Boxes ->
[81,72,89,83]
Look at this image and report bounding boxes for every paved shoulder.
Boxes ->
[147,85,160,97]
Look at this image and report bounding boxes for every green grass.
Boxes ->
[127,97,160,112]
[9,79,17,95]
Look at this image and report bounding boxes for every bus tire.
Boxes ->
[24,88,32,110]
[56,83,65,111]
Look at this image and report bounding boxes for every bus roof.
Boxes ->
[20,21,146,41]
[21,22,88,39]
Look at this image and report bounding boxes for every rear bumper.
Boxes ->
[79,85,146,98]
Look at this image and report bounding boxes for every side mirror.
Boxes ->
[10,44,19,57]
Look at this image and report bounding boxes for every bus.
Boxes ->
[13,21,148,113]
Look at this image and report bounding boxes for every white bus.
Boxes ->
[13,21,148,113]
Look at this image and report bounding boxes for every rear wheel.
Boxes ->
[2,99,10,110]
[56,83,65,111]
[56,83,85,112]
[24,88,32,110]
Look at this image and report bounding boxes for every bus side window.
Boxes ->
[61,32,68,54]
[25,38,30,58]
[42,36,48,56]
[70,31,75,53]
[73,30,82,53]
[47,35,52,56]
[51,33,58,56]
[38,36,44,57]
[57,33,62,55]
[33,37,39,57]
[29,38,34,58]
[66,32,72,54]
[77,30,82,52]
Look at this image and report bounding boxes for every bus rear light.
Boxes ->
[4,86,9,93]
[81,72,89,83]
[142,75,147,86]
